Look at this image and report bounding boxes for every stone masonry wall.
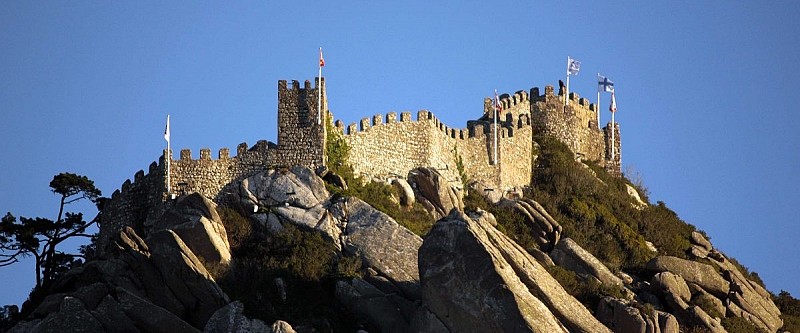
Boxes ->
[530,85,606,164]
[100,78,621,252]
[99,159,169,250]
[276,79,326,169]
[99,141,275,251]
[338,107,534,193]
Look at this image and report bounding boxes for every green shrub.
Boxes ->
[721,316,766,333]
[774,290,800,332]
[545,264,624,310]
[325,112,351,176]
[335,255,363,279]
[526,136,697,273]
[218,223,361,332]
[693,296,724,319]
[217,205,252,251]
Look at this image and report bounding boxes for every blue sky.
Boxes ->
[2,2,799,306]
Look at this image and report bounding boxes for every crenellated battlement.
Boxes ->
[99,76,620,252]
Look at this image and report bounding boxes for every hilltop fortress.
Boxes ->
[98,78,621,248]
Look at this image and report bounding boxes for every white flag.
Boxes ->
[567,57,581,75]
[598,75,614,93]
[164,115,170,142]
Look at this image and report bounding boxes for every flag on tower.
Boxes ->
[494,90,503,113]
[319,47,325,67]
[598,75,614,93]
[609,91,617,113]
[567,57,581,75]
[164,115,170,142]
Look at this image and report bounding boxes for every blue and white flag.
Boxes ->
[567,57,581,75]
[597,75,614,93]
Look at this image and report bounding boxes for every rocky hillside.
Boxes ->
[7,138,790,333]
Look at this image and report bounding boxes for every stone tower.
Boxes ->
[276,78,327,168]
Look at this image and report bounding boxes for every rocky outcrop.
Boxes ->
[551,238,623,288]
[392,178,415,207]
[499,198,562,250]
[651,271,692,310]
[203,301,269,333]
[647,251,783,332]
[146,229,229,328]
[239,166,329,211]
[335,278,412,333]
[10,198,233,332]
[332,197,423,299]
[419,209,611,333]
[712,253,783,332]
[234,167,425,330]
[408,167,463,220]
[154,193,232,278]
[646,256,729,299]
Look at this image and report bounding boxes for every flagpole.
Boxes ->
[165,114,171,196]
[565,57,570,109]
[318,48,323,125]
[493,90,498,165]
[597,73,601,129]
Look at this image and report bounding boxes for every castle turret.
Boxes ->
[276,78,327,168]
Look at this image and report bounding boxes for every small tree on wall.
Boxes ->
[324,113,351,176]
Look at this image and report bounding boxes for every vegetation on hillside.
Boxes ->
[217,206,364,332]
[526,136,664,272]
[324,113,435,236]
[774,290,800,333]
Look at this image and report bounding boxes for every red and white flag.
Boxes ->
[609,91,617,113]
[494,90,503,113]
[319,47,325,67]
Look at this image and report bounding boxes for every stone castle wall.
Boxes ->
[337,107,534,192]
[529,85,620,170]
[276,79,326,168]
[99,141,276,248]
[99,77,621,250]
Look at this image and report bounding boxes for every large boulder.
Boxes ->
[711,254,783,332]
[408,167,463,220]
[392,178,415,207]
[146,229,229,328]
[550,238,623,288]
[154,193,231,278]
[31,296,104,333]
[91,295,139,333]
[595,297,647,333]
[331,197,423,299]
[645,256,729,299]
[419,209,611,333]
[10,225,232,332]
[238,167,341,243]
[335,278,412,333]
[116,287,202,333]
[650,271,691,310]
[203,301,269,333]
[690,231,712,251]
[239,166,329,210]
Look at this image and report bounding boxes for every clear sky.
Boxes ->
[2,2,799,307]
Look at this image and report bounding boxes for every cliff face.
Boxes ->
[11,160,783,332]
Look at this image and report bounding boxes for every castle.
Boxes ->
[97,77,621,248]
